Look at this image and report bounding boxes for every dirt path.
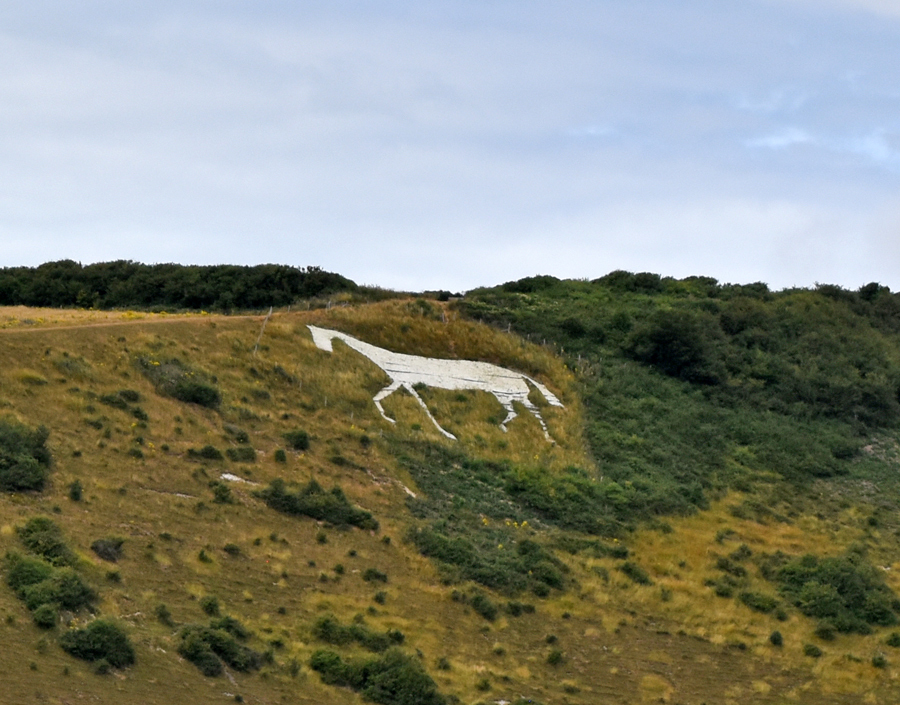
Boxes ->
[0,312,271,335]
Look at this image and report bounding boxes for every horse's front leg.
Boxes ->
[403,383,457,441]
[372,380,402,423]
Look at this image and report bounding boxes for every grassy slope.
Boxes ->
[0,300,897,703]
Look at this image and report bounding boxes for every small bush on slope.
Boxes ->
[256,479,379,531]
[60,619,135,668]
[0,419,51,492]
[310,648,446,705]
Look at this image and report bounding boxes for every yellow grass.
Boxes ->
[0,302,897,703]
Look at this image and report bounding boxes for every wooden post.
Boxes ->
[252,306,274,357]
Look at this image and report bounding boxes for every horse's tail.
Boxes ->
[523,375,564,407]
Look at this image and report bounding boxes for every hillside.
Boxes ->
[1,288,900,704]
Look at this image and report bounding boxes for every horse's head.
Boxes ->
[307,325,337,352]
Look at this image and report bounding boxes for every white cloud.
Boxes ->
[776,0,900,19]
[746,127,815,149]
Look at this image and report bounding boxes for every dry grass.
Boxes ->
[0,302,897,703]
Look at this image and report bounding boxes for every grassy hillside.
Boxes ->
[1,294,899,704]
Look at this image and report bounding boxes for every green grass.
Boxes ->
[1,295,900,704]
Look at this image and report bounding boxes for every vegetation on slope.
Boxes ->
[460,272,900,511]
[2,289,900,704]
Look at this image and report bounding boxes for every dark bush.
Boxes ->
[68,481,83,501]
[188,445,223,461]
[32,603,58,629]
[0,420,51,492]
[5,553,54,594]
[803,643,822,658]
[363,568,388,583]
[312,614,398,653]
[886,632,900,648]
[309,648,446,705]
[99,393,129,410]
[178,620,262,675]
[256,479,379,531]
[137,357,220,409]
[774,553,899,633]
[769,630,783,647]
[226,447,256,463]
[470,593,498,621]
[22,568,95,611]
[619,561,653,585]
[173,381,221,408]
[739,591,779,614]
[210,482,234,504]
[17,517,76,566]
[282,430,310,451]
[626,309,725,384]
[90,537,125,563]
[60,619,135,668]
[200,596,220,616]
[274,449,287,463]
[155,603,174,627]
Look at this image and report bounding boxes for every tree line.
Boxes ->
[0,260,357,311]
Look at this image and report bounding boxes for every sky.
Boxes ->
[1,1,898,292]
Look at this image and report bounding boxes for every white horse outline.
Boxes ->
[308,325,564,442]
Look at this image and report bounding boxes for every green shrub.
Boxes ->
[505,601,535,616]
[0,420,51,492]
[409,523,565,595]
[99,393,129,410]
[873,652,888,669]
[814,621,837,641]
[363,568,388,584]
[774,553,899,633]
[256,479,379,531]
[32,603,58,629]
[886,632,900,648]
[22,568,95,611]
[200,596,220,616]
[226,447,256,463]
[210,482,234,504]
[470,593,498,621]
[274,449,287,463]
[769,630,783,647]
[282,430,310,451]
[803,643,823,658]
[90,537,124,563]
[68,481,83,501]
[739,591,779,614]
[5,553,54,594]
[547,649,564,665]
[17,517,76,566]
[311,614,400,653]
[137,357,220,409]
[155,603,174,627]
[619,561,653,585]
[309,648,446,705]
[60,619,135,668]
[188,445,223,461]
[178,619,262,676]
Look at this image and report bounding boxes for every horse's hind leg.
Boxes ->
[521,398,554,443]
[495,396,518,433]
[404,383,457,440]
[372,380,402,424]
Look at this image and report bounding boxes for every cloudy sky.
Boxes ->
[1,1,898,291]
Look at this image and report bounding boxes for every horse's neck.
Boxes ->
[333,332,395,364]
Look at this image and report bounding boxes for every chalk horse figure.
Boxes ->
[308,325,564,442]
